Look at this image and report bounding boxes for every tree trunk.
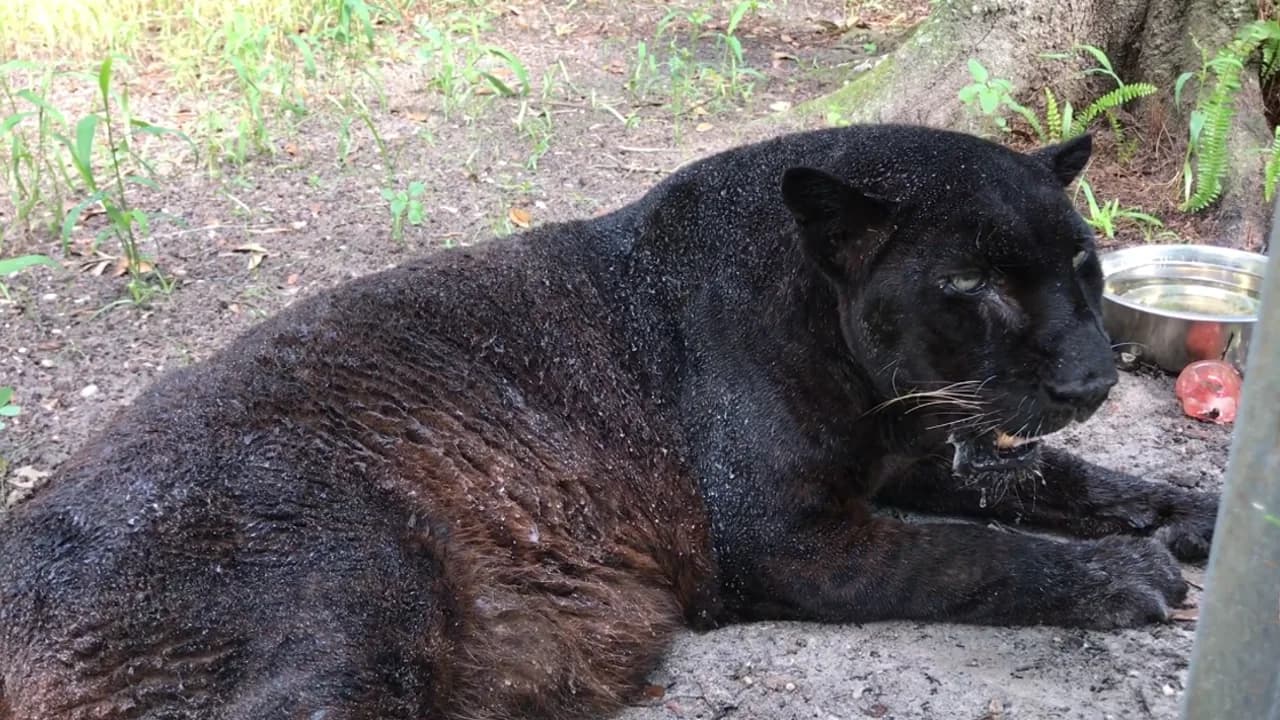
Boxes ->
[800,0,1271,252]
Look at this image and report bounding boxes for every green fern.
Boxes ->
[1044,88,1062,142]
[1263,34,1280,82]
[1265,125,1280,202]
[1067,83,1157,137]
[1182,20,1280,212]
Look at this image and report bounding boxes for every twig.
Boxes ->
[591,162,668,174]
[617,145,679,153]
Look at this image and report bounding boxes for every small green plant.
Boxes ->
[516,101,554,170]
[625,1,765,113]
[0,254,59,301]
[1075,179,1165,240]
[414,14,529,118]
[381,180,426,244]
[60,56,186,305]
[0,386,19,431]
[0,61,69,243]
[958,59,1041,135]
[1179,20,1280,212]
[960,48,1156,144]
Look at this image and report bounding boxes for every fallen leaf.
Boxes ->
[232,243,270,270]
[769,100,793,112]
[695,122,713,132]
[508,207,532,228]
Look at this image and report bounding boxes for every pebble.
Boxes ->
[79,384,99,399]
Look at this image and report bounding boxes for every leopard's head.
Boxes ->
[782,129,1113,474]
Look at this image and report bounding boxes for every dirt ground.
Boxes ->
[0,1,1235,718]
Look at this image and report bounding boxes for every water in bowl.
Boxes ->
[1105,262,1262,317]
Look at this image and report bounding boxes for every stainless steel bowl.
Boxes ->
[1099,244,1268,374]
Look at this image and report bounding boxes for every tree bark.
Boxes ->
[800,0,1271,251]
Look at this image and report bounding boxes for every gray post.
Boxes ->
[1181,202,1280,720]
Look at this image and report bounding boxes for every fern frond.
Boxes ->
[1178,22,1280,212]
[1265,125,1280,202]
[1044,88,1061,142]
[1068,83,1157,137]
[1263,37,1280,81]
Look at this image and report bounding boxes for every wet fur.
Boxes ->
[0,125,1217,719]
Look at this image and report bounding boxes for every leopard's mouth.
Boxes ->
[948,429,1043,475]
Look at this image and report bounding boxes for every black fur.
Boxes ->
[0,124,1217,719]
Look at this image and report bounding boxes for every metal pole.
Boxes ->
[1181,199,1280,720]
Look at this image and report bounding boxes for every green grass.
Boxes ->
[626,1,767,115]
[0,0,434,258]
[0,0,413,68]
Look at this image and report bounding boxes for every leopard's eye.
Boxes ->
[1072,249,1090,269]
[946,271,988,294]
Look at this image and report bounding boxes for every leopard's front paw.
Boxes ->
[1063,536,1188,629]
[1153,490,1217,562]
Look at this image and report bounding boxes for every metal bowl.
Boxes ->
[1099,244,1268,374]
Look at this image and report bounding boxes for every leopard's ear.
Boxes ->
[781,166,894,281]
[1032,133,1092,186]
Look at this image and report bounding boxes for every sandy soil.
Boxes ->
[0,1,1233,718]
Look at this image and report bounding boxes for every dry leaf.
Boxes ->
[232,243,270,270]
[508,207,532,228]
[769,100,793,112]
[695,122,713,132]
[406,111,429,123]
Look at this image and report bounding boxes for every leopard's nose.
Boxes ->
[1044,371,1117,412]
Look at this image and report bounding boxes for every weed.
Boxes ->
[515,101,554,170]
[626,1,766,114]
[957,59,1037,135]
[959,49,1155,144]
[0,254,60,301]
[414,14,529,118]
[59,56,186,305]
[381,180,427,244]
[1075,179,1165,241]
[0,387,18,431]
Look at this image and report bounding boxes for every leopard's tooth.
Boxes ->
[995,430,1040,449]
